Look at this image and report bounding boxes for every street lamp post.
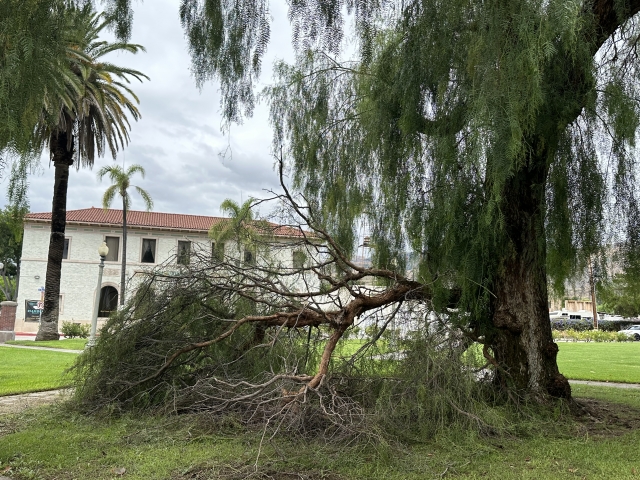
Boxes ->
[87,242,109,348]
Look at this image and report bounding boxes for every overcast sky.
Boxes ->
[1,0,294,217]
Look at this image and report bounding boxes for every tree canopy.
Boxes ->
[177,0,640,397]
[10,0,640,399]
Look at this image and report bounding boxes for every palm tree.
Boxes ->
[209,198,266,262]
[98,164,153,305]
[35,5,148,341]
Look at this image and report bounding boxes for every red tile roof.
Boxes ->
[25,208,307,238]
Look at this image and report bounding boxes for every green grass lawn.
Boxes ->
[0,347,78,396]
[336,340,640,384]
[7,338,87,350]
[0,342,639,479]
[557,341,640,384]
[0,388,639,480]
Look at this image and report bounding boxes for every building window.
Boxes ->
[212,241,224,261]
[292,250,306,269]
[177,241,191,265]
[244,248,255,265]
[141,238,156,263]
[98,286,118,317]
[62,238,70,259]
[105,236,120,262]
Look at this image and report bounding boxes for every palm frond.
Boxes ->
[101,184,118,210]
[134,186,153,211]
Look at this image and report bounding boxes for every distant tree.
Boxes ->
[598,226,640,318]
[0,161,30,302]
[98,164,153,306]
[209,198,265,261]
[33,6,147,341]
[0,207,28,302]
[597,274,640,318]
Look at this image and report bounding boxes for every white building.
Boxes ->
[15,208,311,334]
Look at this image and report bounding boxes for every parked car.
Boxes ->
[619,325,640,340]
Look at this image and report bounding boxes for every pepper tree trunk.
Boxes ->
[36,130,74,341]
[486,144,570,399]
[120,196,127,306]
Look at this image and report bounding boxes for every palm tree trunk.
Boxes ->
[36,131,74,341]
[120,196,127,306]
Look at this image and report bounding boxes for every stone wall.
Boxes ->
[0,301,17,342]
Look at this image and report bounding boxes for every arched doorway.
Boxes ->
[98,286,119,317]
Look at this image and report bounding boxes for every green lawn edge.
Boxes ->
[0,348,78,396]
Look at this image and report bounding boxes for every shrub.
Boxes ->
[598,320,635,332]
[61,321,90,339]
[552,329,632,342]
[550,318,592,331]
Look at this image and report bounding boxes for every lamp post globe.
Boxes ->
[98,242,109,258]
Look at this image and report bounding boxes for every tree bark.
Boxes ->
[36,130,74,341]
[487,144,570,399]
[120,196,127,306]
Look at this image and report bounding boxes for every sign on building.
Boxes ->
[25,300,41,321]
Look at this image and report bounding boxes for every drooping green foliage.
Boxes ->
[598,211,640,317]
[172,0,640,294]
[0,0,70,157]
[65,0,640,397]
[179,0,271,124]
[262,2,640,321]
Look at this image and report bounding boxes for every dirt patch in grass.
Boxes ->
[572,397,640,435]
[174,463,344,480]
[0,390,67,416]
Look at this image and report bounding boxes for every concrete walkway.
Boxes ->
[569,379,640,389]
[0,343,83,354]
